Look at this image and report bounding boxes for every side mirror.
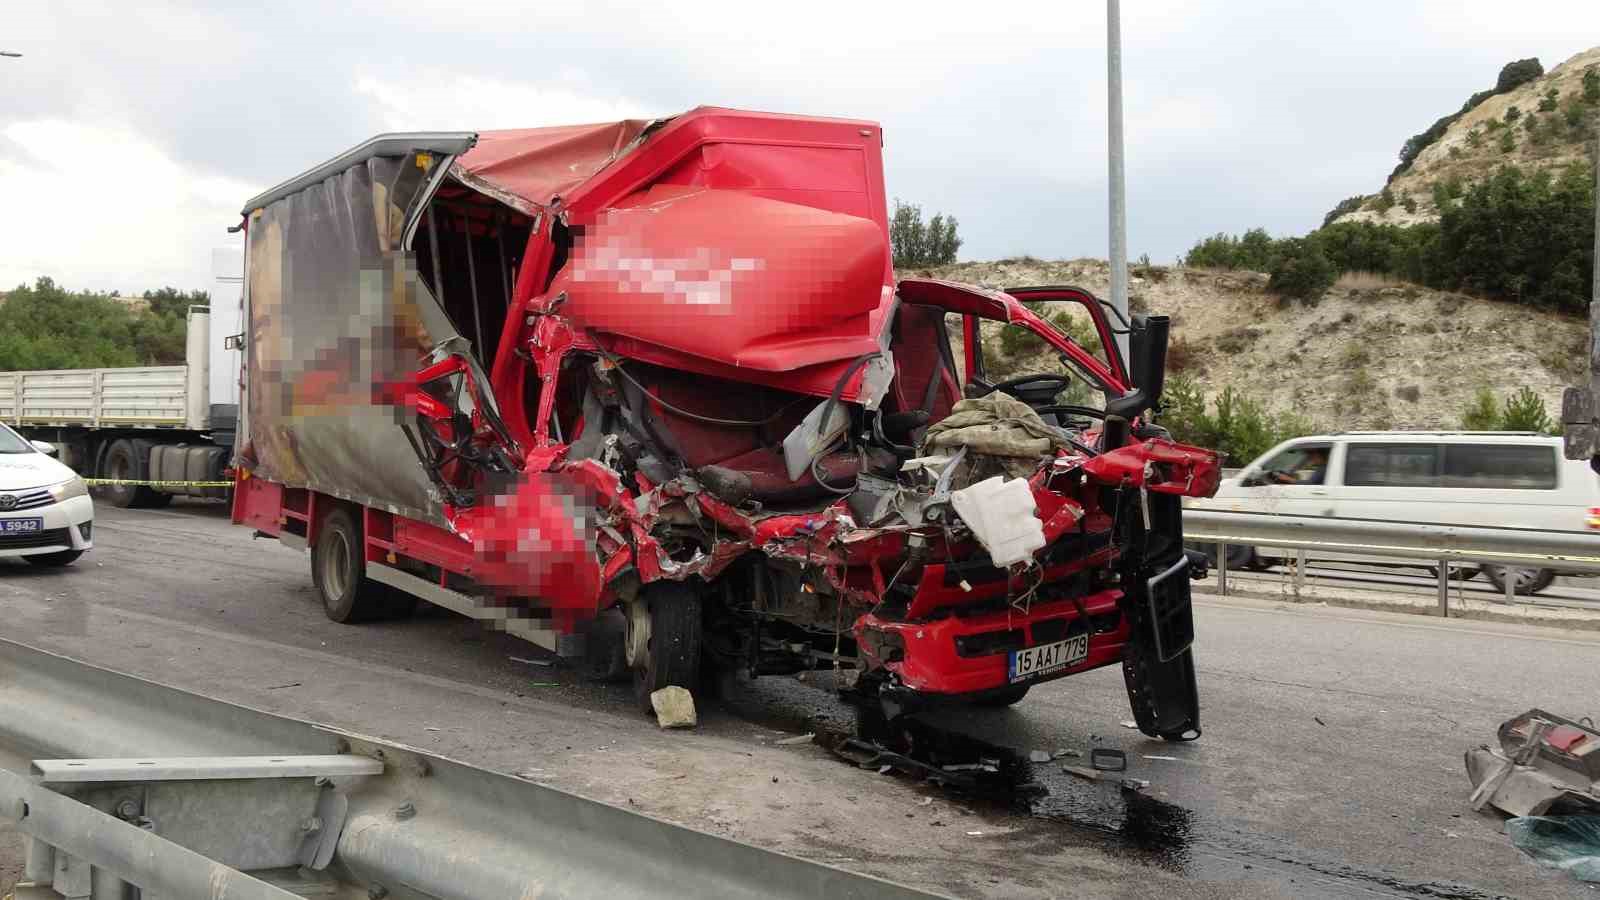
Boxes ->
[1104,314,1170,419]
[30,440,58,457]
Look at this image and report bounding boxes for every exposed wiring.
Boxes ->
[592,340,805,428]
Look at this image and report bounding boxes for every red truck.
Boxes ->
[232,107,1221,739]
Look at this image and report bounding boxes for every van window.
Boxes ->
[1344,444,1439,487]
[1442,444,1557,490]
[1250,443,1332,485]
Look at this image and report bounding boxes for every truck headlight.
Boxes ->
[47,476,88,502]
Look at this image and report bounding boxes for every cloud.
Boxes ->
[0,120,250,294]
[354,72,657,132]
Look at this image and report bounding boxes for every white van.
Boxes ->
[1196,432,1600,595]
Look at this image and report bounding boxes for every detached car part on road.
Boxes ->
[230,107,1221,738]
[0,422,92,566]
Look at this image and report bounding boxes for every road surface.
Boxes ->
[1,499,1595,898]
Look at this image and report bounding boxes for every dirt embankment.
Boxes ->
[901,257,1584,431]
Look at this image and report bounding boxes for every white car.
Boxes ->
[1195,432,1600,595]
[0,423,93,567]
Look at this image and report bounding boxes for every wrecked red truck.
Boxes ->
[231,107,1222,739]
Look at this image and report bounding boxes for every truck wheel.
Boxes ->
[311,507,389,623]
[629,581,703,712]
[971,683,1030,707]
[1483,565,1555,596]
[101,439,166,509]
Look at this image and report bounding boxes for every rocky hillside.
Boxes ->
[1334,47,1600,227]
[902,258,1584,432]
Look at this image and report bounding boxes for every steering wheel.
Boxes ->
[977,373,1076,401]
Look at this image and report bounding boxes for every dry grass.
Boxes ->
[1334,270,1404,291]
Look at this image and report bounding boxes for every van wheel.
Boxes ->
[629,581,703,713]
[1483,565,1555,597]
[101,439,167,509]
[311,507,391,623]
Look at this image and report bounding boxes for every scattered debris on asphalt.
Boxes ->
[1119,720,1139,729]
[1143,755,1178,762]
[1054,748,1080,759]
[1091,748,1128,772]
[1465,708,1599,817]
[509,656,552,666]
[1029,750,1053,763]
[1314,716,1327,727]
[775,733,816,746]
[650,686,698,728]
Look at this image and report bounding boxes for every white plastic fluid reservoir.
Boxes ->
[948,475,1046,568]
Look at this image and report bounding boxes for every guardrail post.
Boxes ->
[1504,569,1516,605]
[23,834,54,884]
[1294,548,1307,597]
[1437,560,1449,617]
[1216,541,1228,596]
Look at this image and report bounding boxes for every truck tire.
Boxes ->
[311,507,391,623]
[101,439,169,509]
[630,581,703,712]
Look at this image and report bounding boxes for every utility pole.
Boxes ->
[1106,0,1130,362]
[1563,110,1600,463]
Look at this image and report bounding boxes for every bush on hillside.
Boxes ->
[0,278,199,371]
[1539,87,1561,113]
[890,199,961,268]
[1322,196,1366,228]
[1501,387,1553,433]
[1461,388,1501,430]
[1586,66,1600,104]
[1436,163,1595,311]
[1183,228,1280,271]
[1267,238,1337,301]
[1158,375,1318,465]
[1495,58,1544,93]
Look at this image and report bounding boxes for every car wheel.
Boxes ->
[311,507,391,623]
[630,581,703,713]
[23,550,83,568]
[1483,565,1555,597]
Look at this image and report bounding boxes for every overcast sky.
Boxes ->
[3,1,1597,295]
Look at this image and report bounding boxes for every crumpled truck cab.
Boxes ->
[231,107,1221,738]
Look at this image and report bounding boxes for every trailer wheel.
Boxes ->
[629,581,703,712]
[311,507,390,623]
[101,439,168,509]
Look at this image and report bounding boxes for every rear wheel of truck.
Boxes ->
[101,439,169,509]
[629,581,703,713]
[311,507,391,623]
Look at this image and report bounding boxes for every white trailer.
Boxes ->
[1,251,243,507]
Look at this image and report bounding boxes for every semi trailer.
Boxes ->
[230,107,1222,736]
[2,266,243,507]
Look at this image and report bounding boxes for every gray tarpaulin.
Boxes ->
[242,152,465,526]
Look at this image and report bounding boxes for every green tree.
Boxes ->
[1267,238,1336,301]
[0,278,201,371]
[1495,58,1544,93]
[1501,387,1553,433]
[889,199,961,267]
[1322,195,1365,228]
[1461,387,1500,430]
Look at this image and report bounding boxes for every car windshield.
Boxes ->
[0,424,35,454]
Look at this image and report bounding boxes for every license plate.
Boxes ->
[1008,634,1090,683]
[1,518,43,534]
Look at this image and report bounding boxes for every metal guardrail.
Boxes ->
[0,638,941,900]
[1183,508,1600,613]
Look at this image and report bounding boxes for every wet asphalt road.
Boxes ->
[2,499,1597,898]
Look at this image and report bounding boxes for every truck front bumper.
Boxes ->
[855,586,1128,698]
